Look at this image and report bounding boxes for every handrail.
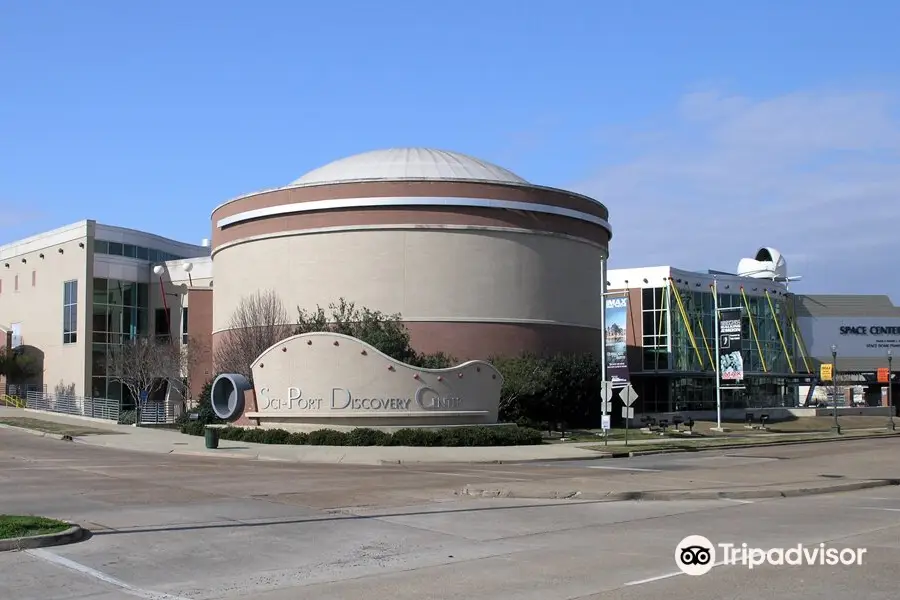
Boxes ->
[668,279,706,369]
[765,290,795,373]
[740,286,768,373]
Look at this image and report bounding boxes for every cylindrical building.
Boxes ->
[210,148,611,360]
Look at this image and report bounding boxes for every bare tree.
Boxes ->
[108,336,183,422]
[213,290,293,382]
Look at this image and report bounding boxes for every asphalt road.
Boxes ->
[1,428,899,599]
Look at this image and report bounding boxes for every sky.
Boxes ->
[2,0,899,300]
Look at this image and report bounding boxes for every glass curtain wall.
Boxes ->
[91,278,149,403]
[667,284,798,410]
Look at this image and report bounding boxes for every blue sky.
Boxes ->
[2,0,899,298]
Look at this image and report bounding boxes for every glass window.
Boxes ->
[92,305,108,342]
[137,283,149,307]
[108,242,123,256]
[148,249,159,262]
[123,244,136,258]
[136,246,149,260]
[181,307,189,344]
[122,281,136,307]
[95,240,109,254]
[63,280,78,344]
[92,278,108,305]
[106,279,124,306]
[136,308,148,335]
[155,308,171,339]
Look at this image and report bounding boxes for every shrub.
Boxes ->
[347,427,391,446]
[388,428,442,447]
[491,352,602,430]
[287,431,309,445]
[307,429,349,446]
[178,424,543,446]
[118,410,137,425]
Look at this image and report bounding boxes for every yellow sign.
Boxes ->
[820,363,833,381]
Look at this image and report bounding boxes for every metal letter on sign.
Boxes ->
[621,406,634,419]
[619,385,639,407]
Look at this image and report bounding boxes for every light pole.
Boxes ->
[831,344,841,434]
[888,349,895,431]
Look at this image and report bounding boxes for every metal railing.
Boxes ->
[138,400,178,425]
[25,391,120,421]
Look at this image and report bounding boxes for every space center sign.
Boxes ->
[798,317,900,357]
[248,332,501,423]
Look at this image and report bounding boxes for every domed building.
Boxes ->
[210,148,612,360]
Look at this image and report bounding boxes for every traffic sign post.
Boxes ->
[618,384,639,445]
[601,381,614,445]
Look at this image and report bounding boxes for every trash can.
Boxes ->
[205,426,220,449]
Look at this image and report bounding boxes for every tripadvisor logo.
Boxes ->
[675,535,867,576]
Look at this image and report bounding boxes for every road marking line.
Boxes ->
[588,466,662,472]
[624,561,727,586]
[722,498,755,504]
[854,506,900,512]
[25,548,191,600]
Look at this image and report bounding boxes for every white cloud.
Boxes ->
[573,89,900,300]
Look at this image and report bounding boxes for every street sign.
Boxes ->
[601,415,611,431]
[619,384,639,407]
[820,363,833,381]
[877,368,890,384]
[601,400,612,413]
[600,381,614,402]
[621,406,634,419]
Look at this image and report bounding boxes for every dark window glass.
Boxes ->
[123,244,136,258]
[136,246,149,260]
[108,242,123,256]
[95,240,109,254]
[63,280,78,344]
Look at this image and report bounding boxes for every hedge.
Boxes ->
[180,423,542,446]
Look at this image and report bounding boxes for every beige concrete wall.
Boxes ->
[212,228,605,333]
[0,226,91,396]
[246,332,502,427]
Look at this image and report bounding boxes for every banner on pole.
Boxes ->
[605,296,630,384]
[718,308,744,381]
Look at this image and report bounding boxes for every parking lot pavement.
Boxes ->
[2,428,900,599]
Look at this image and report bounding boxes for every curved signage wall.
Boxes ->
[224,332,503,429]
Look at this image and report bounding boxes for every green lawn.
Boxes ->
[0,417,121,437]
[0,515,69,540]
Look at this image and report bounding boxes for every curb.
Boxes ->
[0,423,74,442]
[0,523,85,552]
[457,478,900,502]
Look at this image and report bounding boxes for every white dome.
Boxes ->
[737,247,789,280]
[291,148,529,186]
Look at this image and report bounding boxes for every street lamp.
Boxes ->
[831,344,841,434]
[888,349,895,431]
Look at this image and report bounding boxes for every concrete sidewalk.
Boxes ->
[1,405,896,466]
